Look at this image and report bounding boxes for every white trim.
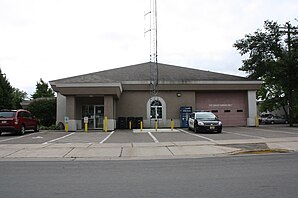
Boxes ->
[146,96,167,127]
[55,83,123,92]
[122,80,262,85]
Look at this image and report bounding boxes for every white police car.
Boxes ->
[188,111,222,133]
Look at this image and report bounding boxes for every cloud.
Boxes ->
[0,0,297,95]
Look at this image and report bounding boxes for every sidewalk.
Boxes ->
[1,137,298,161]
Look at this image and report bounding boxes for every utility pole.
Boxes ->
[279,22,298,127]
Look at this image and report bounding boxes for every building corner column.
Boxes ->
[104,95,116,131]
[66,96,77,131]
[56,92,66,125]
[247,91,257,126]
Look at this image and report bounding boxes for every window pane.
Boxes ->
[151,100,162,106]
[150,99,163,119]
[151,107,156,119]
[24,112,29,118]
[0,112,15,118]
[17,112,23,118]
[157,107,162,118]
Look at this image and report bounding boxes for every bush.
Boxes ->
[27,98,56,127]
[40,124,62,130]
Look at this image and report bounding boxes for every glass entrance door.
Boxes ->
[82,105,104,129]
[95,106,104,129]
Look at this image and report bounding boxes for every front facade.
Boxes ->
[50,62,262,131]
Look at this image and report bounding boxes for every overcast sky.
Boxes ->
[0,0,297,96]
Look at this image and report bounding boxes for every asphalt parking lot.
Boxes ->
[0,125,297,145]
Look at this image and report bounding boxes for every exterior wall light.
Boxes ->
[177,93,182,97]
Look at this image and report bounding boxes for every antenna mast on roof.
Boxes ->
[145,0,158,95]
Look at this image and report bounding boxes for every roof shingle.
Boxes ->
[50,62,248,84]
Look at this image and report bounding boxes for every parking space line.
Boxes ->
[42,132,75,144]
[0,131,45,143]
[148,132,159,143]
[99,131,115,144]
[242,127,298,135]
[179,129,217,143]
[224,131,266,139]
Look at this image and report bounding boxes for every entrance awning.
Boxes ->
[50,83,122,98]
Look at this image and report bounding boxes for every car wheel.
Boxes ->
[194,127,198,133]
[270,121,274,124]
[34,124,40,132]
[0,131,2,136]
[19,125,26,135]
[217,129,222,133]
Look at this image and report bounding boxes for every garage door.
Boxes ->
[196,91,247,126]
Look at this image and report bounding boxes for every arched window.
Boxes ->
[147,96,166,123]
[150,100,162,119]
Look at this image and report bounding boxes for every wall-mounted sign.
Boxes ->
[209,104,233,107]
[64,116,69,123]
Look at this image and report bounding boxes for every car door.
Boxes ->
[23,111,34,129]
[188,113,195,129]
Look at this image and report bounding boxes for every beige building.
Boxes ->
[49,62,262,131]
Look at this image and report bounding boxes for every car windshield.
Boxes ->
[0,111,15,118]
[196,112,217,120]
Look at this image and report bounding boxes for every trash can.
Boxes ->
[135,117,143,129]
[117,117,127,129]
[127,117,135,129]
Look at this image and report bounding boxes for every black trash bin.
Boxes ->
[117,117,127,129]
[127,117,135,129]
[135,117,143,129]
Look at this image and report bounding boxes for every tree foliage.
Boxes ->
[0,68,14,109]
[27,98,56,127]
[0,68,28,109]
[234,20,298,125]
[12,88,28,109]
[32,78,54,99]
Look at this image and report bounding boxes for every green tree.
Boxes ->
[32,78,54,99]
[12,88,28,109]
[0,68,14,109]
[234,20,298,126]
[27,98,56,127]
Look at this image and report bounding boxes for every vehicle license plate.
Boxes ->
[210,126,215,129]
[1,121,7,124]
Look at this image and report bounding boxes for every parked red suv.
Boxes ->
[0,109,39,135]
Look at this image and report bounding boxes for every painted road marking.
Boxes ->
[242,127,298,135]
[99,131,115,144]
[224,131,266,139]
[179,129,217,143]
[42,132,75,144]
[32,136,44,139]
[0,131,45,143]
[148,132,159,143]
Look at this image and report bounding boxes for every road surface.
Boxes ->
[0,153,297,198]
